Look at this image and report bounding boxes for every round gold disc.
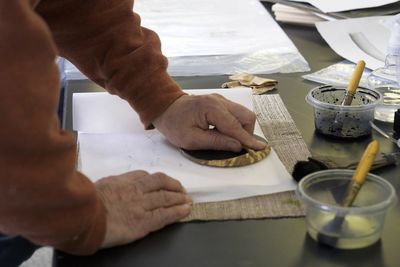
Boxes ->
[180,135,271,167]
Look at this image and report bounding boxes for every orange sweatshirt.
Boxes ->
[0,0,184,255]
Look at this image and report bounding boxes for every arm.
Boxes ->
[36,0,265,151]
[0,0,191,254]
[36,0,184,128]
[0,0,105,254]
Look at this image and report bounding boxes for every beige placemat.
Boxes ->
[182,94,311,222]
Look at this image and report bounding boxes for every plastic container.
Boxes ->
[306,85,382,139]
[297,169,396,249]
[367,54,400,122]
[367,15,400,123]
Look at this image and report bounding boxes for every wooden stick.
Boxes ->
[342,140,380,206]
[341,60,366,106]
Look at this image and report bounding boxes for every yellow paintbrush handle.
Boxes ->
[352,140,380,184]
[342,140,380,207]
[342,60,366,106]
[347,60,366,95]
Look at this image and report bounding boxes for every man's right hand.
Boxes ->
[95,171,192,248]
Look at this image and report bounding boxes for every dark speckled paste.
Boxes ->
[306,85,382,139]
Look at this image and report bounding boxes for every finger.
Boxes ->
[142,190,192,211]
[206,109,266,151]
[146,204,192,232]
[136,172,186,193]
[208,94,266,150]
[222,98,257,134]
[123,170,150,180]
[95,170,150,188]
[183,128,242,151]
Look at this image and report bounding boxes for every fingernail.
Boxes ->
[185,195,193,204]
[255,140,266,150]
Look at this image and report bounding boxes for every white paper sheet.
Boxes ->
[61,0,309,78]
[289,0,398,13]
[316,16,391,70]
[135,0,298,57]
[74,88,296,203]
[131,0,309,75]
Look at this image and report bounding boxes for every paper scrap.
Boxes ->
[222,73,278,95]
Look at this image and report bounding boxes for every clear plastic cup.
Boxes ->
[305,85,382,138]
[297,169,396,249]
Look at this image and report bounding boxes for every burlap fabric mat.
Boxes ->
[182,94,311,222]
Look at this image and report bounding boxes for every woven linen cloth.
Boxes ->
[182,94,311,222]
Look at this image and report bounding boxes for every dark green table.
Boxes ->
[55,11,400,267]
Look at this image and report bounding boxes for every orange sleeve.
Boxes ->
[0,0,105,255]
[36,0,185,128]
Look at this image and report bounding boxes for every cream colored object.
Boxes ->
[222,73,278,95]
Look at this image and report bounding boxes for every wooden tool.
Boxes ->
[341,60,366,106]
[332,60,366,134]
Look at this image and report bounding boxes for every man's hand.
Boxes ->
[96,171,192,249]
[153,94,266,152]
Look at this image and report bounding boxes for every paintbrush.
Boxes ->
[317,140,380,247]
[341,60,365,105]
[332,60,366,134]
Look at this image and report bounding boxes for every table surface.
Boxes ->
[56,7,400,267]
